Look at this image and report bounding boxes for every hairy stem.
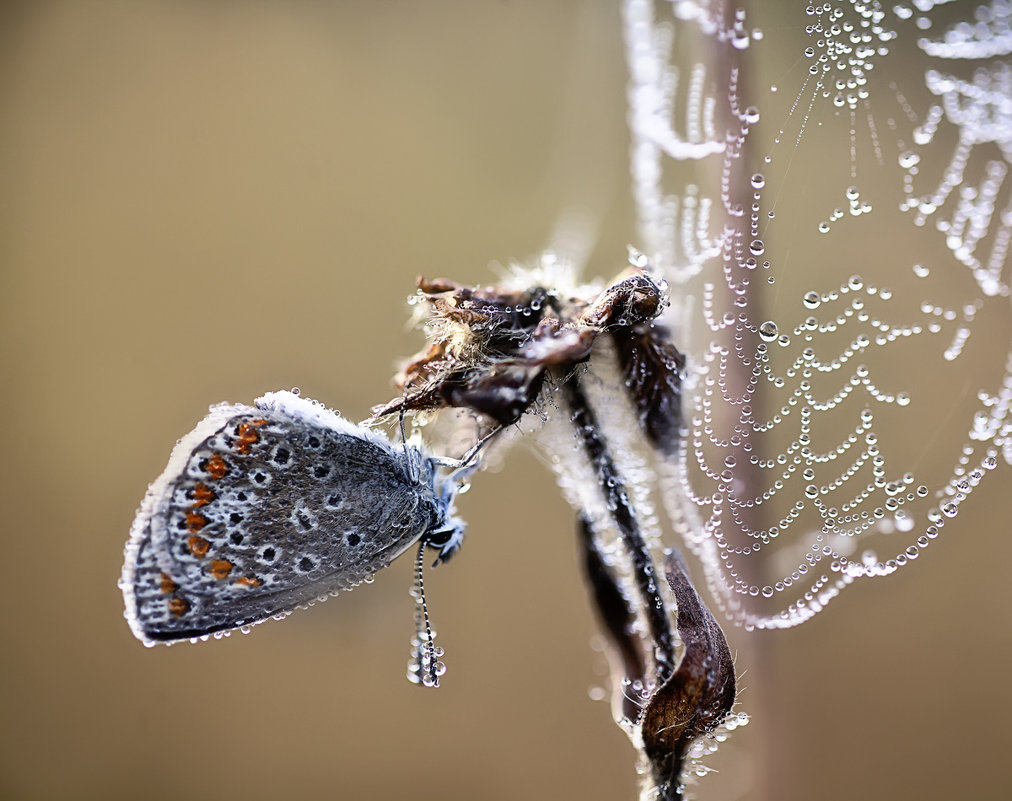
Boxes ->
[563,373,676,681]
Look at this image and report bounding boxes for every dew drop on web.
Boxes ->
[616,0,1011,633]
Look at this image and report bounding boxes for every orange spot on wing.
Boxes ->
[235,576,262,588]
[188,536,211,558]
[235,425,259,454]
[209,560,233,579]
[168,597,188,618]
[159,573,179,594]
[185,510,208,532]
[190,483,216,507]
[235,419,268,455]
[202,454,228,479]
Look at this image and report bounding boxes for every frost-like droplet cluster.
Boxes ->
[623,0,1011,636]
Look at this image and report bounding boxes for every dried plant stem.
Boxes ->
[563,372,676,682]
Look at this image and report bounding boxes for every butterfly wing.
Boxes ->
[121,391,437,645]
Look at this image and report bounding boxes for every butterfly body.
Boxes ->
[120,390,463,646]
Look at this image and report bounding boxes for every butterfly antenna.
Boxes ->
[443,423,503,483]
[408,540,443,687]
[398,392,420,485]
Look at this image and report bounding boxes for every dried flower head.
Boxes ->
[373,258,684,443]
[377,253,735,798]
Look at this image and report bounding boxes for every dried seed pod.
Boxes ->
[373,262,683,439]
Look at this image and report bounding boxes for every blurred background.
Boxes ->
[1,2,1009,800]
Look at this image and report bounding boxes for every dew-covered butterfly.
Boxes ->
[120,389,466,681]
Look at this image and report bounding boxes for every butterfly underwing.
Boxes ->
[120,390,464,646]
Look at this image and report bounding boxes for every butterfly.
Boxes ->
[119,389,465,654]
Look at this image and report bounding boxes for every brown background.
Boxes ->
[2,2,1010,800]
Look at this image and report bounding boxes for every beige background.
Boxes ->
[2,2,1010,800]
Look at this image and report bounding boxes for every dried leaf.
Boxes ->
[580,530,736,799]
[576,270,666,329]
[444,363,546,425]
[612,324,685,454]
[579,516,647,724]
[639,550,736,798]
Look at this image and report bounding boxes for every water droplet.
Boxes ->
[758,320,779,342]
[898,151,920,169]
[628,247,649,268]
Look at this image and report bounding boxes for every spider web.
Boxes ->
[624,0,1012,628]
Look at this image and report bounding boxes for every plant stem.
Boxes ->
[563,373,676,681]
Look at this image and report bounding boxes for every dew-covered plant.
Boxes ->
[374,258,740,799]
[369,1,1011,797]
